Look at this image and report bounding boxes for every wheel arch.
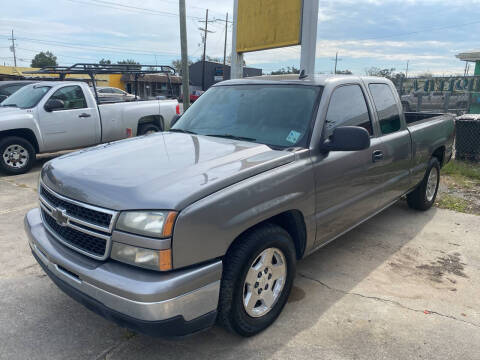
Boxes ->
[432,146,446,167]
[226,209,307,261]
[137,115,164,134]
[0,128,39,152]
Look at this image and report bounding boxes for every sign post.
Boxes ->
[231,0,318,79]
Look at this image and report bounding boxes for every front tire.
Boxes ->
[407,157,440,211]
[218,224,296,337]
[0,136,36,175]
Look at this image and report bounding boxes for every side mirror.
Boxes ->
[170,114,181,127]
[44,99,65,112]
[321,126,370,152]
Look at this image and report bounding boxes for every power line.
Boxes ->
[64,0,229,21]
[0,34,180,57]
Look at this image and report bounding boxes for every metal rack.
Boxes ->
[24,63,177,100]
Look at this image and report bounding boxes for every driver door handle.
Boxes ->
[78,113,91,118]
[372,150,384,162]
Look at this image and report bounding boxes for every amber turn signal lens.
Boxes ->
[162,212,177,238]
[158,248,172,271]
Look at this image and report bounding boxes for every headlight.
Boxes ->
[111,242,172,271]
[116,211,177,238]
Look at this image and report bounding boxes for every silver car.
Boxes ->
[95,86,137,102]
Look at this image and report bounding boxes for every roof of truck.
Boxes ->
[216,74,389,87]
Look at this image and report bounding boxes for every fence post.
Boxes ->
[417,94,423,112]
[444,92,451,113]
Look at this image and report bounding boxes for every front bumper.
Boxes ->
[25,208,222,337]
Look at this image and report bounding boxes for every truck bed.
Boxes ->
[404,112,446,125]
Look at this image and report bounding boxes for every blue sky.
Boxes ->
[1,0,479,76]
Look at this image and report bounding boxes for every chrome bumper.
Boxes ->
[25,208,221,325]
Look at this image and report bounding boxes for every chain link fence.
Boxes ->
[394,76,480,162]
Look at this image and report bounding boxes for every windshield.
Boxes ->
[172,84,321,148]
[0,84,51,109]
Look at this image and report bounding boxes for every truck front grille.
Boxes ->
[39,184,118,260]
[40,187,112,228]
[41,209,107,257]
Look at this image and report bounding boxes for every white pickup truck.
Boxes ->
[0,81,180,174]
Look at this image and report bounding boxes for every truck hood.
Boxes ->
[0,107,33,121]
[41,132,295,210]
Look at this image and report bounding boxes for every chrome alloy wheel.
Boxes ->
[2,144,29,169]
[243,247,287,318]
[426,166,439,202]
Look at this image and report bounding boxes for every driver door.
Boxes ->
[39,85,98,152]
[312,84,387,247]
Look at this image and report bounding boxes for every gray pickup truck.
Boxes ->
[25,75,455,337]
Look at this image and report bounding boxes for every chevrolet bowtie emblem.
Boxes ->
[51,207,68,227]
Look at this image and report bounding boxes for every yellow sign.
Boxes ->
[236,0,303,53]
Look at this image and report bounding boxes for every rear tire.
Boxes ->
[0,136,36,175]
[138,123,161,135]
[407,157,440,211]
[217,224,296,337]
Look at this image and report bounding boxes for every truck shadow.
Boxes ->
[114,201,438,359]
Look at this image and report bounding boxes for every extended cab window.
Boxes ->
[325,85,373,137]
[50,86,87,110]
[369,84,401,135]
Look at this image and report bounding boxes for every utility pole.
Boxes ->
[330,52,342,74]
[179,0,190,110]
[199,9,214,91]
[223,12,229,80]
[9,30,17,67]
[334,52,338,74]
[406,60,409,78]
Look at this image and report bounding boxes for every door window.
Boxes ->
[325,85,373,137]
[369,84,401,135]
[49,86,87,110]
[109,88,125,94]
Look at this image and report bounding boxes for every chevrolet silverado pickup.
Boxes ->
[25,75,455,337]
[0,81,180,174]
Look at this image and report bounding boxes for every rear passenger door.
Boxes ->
[312,84,388,246]
[367,83,413,206]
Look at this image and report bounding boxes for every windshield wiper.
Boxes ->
[169,128,197,135]
[206,134,257,142]
[1,104,17,107]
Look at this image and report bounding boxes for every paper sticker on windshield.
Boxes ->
[286,130,301,144]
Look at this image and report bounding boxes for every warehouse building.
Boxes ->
[189,61,262,91]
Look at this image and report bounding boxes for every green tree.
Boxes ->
[117,59,140,65]
[171,59,193,74]
[271,66,300,75]
[31,51,58,68]
[99,58,112,65]
[336,69,352,75]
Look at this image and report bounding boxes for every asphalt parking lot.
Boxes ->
[1,156,480,360]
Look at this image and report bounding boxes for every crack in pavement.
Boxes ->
[0,178,37,192]
[298,272,480,329]
[95,331,137,360]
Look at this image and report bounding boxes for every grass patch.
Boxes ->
[442,160,480,181]
[436,194,470,213]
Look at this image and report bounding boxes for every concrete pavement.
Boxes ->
[1,159,479,360]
